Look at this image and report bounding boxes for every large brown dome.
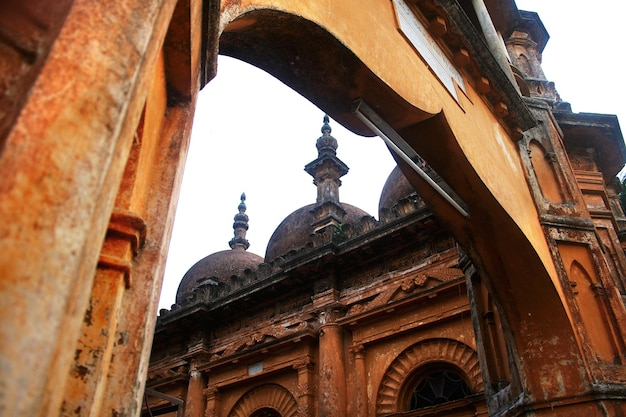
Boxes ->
[176,248,263,304]
[264,202,371,263]
[264,115,372,263]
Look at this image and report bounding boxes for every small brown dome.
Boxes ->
[378,165,424,219]
[175,193,263,304]
[176,248,263,304]
[265,202,371,263]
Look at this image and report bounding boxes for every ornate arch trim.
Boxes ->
[228,383,298,417]
[376,338,482,415]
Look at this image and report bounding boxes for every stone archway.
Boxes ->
[214,2,585,411]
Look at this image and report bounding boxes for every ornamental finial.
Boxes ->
[229,193,250,250]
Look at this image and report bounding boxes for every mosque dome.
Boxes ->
[265,202,371,262]
[264,115,372,263]
[176,194,263,304]
[378,165,424,218]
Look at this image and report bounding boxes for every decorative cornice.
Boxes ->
[431,0,537,135]
[209,321,311,362]
[540,214,596,232]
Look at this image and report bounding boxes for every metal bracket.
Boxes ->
[352,98,469,218]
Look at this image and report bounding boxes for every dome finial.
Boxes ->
[238,192,246,212]
[316,115,338,156]
[321,114,331,134]
[229,192,250,250]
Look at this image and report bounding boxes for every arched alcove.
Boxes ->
[569,258,619,363]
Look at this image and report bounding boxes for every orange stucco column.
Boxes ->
[0,0,179,415]
[59,211,142,416]
[317,308,347,417]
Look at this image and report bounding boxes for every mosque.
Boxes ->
[146,115,492,416]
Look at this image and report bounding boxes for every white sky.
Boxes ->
[158,1,626,310]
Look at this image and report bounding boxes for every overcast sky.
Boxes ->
[158,1,626,310]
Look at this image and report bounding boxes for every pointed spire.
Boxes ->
[229,193,250,250]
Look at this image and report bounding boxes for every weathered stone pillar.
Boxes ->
[351,345,368,417]
[317,305,346,417]
[0,0,183,415]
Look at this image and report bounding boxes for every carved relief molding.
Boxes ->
[347,267,464,316]
[214,321,309,359]
[147,363,189,384]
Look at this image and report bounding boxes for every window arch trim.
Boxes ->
[228,383,298,417]
[376,338,482,415]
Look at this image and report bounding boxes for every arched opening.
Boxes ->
[175,3,586,406]
[404,364,472,410]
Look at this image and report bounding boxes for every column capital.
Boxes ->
[202,385,219,400]
[350,344,365,358]
[189,353,211,372]
[317,306,346,326]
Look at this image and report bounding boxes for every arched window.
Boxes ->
[402,364,471,411]
[376,339,482,415]
[410,369,470,409]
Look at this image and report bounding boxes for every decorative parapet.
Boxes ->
[159,208,441,322]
